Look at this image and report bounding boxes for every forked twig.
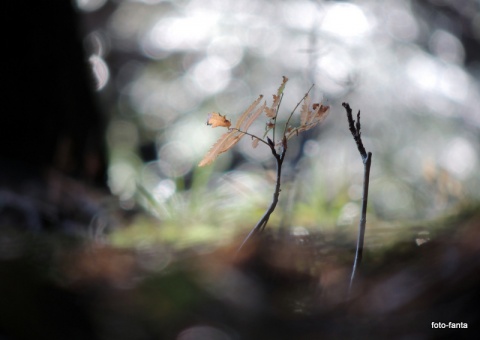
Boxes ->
[199,77,329,256]
[342,102,372,295]
[237,86,318,255]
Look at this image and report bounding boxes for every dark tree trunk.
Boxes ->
[1,1,108,232]
[1,1,107,187]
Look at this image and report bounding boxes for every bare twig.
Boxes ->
[344,103,367,161]
[236,137,286,254]
[228,127,270,147]
[342,102,372,295]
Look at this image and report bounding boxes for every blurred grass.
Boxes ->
[108,159,479,254]
[109,164,268,249]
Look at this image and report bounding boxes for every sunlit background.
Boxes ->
[77,0,480,248]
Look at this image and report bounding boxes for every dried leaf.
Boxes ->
[261,120,275,139]
[300,94,311,126]
[314,104,330,118]
[207,112,231,128]
[236,95,264,130]
[252,138,260,148]
[199,130,244,166]
[199,95,265,166]
[264,108,275,118]
[265,76,288,118]
[285,103,330,140]
[244,101,266,131]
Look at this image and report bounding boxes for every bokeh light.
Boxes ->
[320,3,372,40]
[77,0,480,245]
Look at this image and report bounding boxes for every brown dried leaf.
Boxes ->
[300,94,311,126]
[314,104,330,119]
[199,130,244,167]
[285,104,330,140]
[199,95,265,166]
[243,101,266,131]
[235,95,264,130]
[265,76,288,118]
[207,112,231,128]
[264,107,275,118]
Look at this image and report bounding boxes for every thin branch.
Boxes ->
[228,127,270,147]
[342,103,367,162]
[236,140,286,254]
[342,102,372,296]
[349,151,372,294]
[282,84,315,138]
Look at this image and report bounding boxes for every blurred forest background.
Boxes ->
[1,1,480,339]
[2,0,479,243]
[75,0,480,247]
[0,0,479,246]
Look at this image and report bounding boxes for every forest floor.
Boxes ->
[0,194,479,339]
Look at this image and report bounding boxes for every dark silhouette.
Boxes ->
[2,1,107,187]
[1,1,108,232]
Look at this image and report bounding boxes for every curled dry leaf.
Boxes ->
[261,120,276,140]
[207,112,231,128]
[199,95,264,166]
[286,101,330,141]
[264,76,288,118]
